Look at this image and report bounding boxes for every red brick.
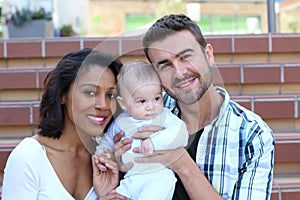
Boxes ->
[0,107,30,126]
[243,64,281,84]
[33,105,40,125]
[45,38,81,57]
[0,151,12,171]
[121,36,144,56]
[38,69,52,88]
[206,36,232,54]
[82,37,120,56]
[214,64,241,84]
[0,71,36,89]
[270,192,279,200]
[232,96,252,110]
[272,34,300,53]
[284,63,300,83]
[282,192,300,199]
[298,97,300,118]
[83,38,105,49]
[92,37,119,57]
[6,39,43,58]
[0,41,4,58]
[236,101,252,111]
[275,142,300,163]
[234,35,269,53]
[254,99,294,119]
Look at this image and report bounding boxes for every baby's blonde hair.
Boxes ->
[117,61,161,100]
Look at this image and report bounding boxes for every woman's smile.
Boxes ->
[87,114,108,125]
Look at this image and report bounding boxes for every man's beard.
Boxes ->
[169,70,212,105]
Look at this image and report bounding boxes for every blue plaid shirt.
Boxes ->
[164,87,275,200]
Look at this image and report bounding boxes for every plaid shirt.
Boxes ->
[164,87,275,200]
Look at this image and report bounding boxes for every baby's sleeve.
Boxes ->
[150,109,189,150]
[96,120,121,153]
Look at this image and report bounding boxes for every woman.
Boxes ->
[2,48,126,199]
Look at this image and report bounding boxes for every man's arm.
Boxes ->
[232,129,275,199]
[134,147,224,200]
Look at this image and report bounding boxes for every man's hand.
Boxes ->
[113,125,164,172]
[133,125,164,139]
[133,147,187,173]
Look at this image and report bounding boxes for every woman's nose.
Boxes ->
[94,95,108,110]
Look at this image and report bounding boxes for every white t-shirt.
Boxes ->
[2,137,98,200]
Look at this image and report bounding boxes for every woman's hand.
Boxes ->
[92,149,120,197]
[98,190,128,200]
[113,132,134,172]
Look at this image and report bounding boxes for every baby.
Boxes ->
[96,61,189,200]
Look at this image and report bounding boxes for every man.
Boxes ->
[114,14,274,200]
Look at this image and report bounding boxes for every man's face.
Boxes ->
[147,30,213,105]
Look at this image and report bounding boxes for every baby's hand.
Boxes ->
[140,138,154,154]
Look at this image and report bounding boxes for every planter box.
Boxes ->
[7,19,54,38]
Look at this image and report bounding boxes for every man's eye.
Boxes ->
[181,54,191,60]
[158,63,171,71]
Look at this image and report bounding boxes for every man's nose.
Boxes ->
[173,60,187,77]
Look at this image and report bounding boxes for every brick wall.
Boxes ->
[0,33,300,199]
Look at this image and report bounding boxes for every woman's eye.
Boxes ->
[107,93,116,99]
[84,90,96,96]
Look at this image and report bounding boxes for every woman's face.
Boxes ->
[63,65,117,137]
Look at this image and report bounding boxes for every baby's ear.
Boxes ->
[117,96,127,111]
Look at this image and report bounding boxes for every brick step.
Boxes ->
[272,175,300,200]
[0,93,299,135]
[0,132,299,168]
[2,62,300,89]
[1,134,300,200]
[274,133,300,176]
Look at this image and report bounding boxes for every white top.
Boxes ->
[97,108,189,175]
[2,137,98,200]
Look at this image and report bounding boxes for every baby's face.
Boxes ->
[126,82,164,120]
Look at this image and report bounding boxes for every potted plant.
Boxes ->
[4,6,54,38]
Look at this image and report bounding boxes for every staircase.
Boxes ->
[0,34,300,199]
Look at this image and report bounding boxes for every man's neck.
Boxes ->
[179,86,224,134]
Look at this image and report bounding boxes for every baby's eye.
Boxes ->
[84,90,96,96]
[138,99,146,104]
[154,96,161,101]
